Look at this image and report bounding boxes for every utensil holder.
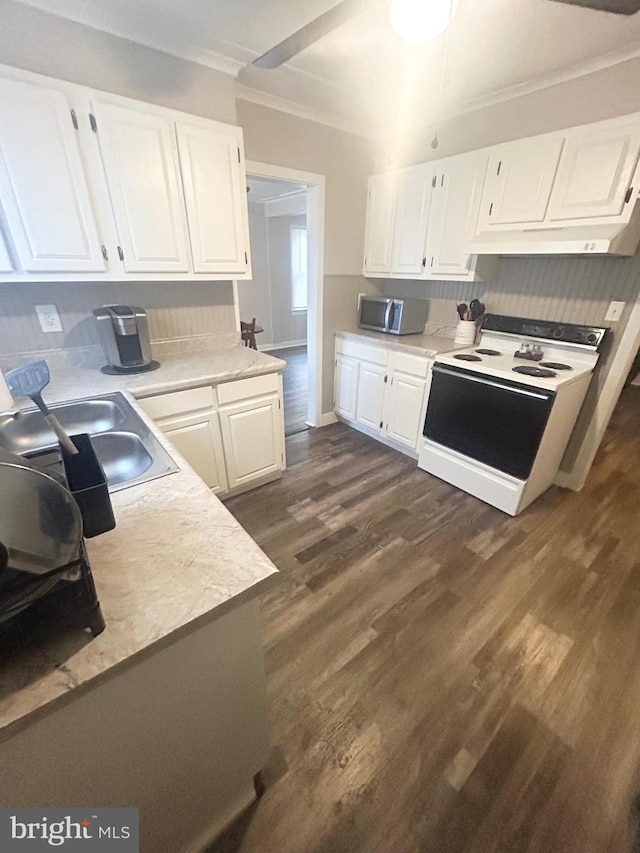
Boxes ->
[454,320,477,346]
[60,434,116,539]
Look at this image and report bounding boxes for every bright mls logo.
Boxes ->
[0,808,139,850]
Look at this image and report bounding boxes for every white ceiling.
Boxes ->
[15,0,640,135]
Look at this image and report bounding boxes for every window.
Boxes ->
[290,225,308,311]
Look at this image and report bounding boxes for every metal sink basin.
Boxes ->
[90,431,154,488]
[0,392,178,492]
[0,398,126,454]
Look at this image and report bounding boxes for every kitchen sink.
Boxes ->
[0,392,178,492]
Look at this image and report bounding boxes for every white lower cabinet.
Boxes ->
[334,354,359,420]
[159,410,228,495]
[334,338,432,456]
[384,371,427,450]
[219,397,282,489]
[356,361,387,431]
[138,373,285,497]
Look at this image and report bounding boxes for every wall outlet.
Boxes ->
[35,304,63,333]
[604,301,625,322]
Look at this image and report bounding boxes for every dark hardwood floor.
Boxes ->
[267,345,308,436]
[214,386,640,853]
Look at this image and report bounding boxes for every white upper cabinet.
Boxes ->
[426,153,488,277]
[91,100,191,273]
[363,172,397,275]
[548,125,640,221]
[481,137,564,225]
[391,165,432,276]
[0,78,105,273]
[176,121,249,275]
[0,230,13,272]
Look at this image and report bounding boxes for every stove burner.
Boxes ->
[454,353,483,362]
[475,348,502,356]
[540,362,572,370]
[513,365,557,378]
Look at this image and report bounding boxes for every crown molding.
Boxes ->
[18,0,246,76]
[413,41,640,131]
[235,84,373,138]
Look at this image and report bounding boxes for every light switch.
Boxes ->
[604,301,625,322]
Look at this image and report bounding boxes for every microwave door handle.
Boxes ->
[384,300,393,332]
[388,300,397,331]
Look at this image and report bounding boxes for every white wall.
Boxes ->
[0,0,236,123]
[378,55,640,171]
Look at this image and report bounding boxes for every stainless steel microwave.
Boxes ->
[358,296,428,335]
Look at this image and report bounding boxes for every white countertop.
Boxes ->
[0,348,284,739]
[24,345,286,406]
[336,328,465,357]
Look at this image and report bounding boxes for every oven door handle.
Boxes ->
[432,364,555,401]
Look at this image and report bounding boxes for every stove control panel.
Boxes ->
[481,315,609,348]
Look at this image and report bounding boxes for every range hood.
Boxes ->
[468,204,640,257]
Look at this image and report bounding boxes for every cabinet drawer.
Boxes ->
[335,338,388,366]
[138,385,215,419]
[217,372,279,405]
[389,351,430,378]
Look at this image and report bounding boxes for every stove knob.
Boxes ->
[587,332,598,344]
[552,327,565,339]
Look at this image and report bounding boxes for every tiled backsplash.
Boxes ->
[0,280,238,358]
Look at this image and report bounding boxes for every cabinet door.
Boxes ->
[92,100,190,273]
[0,78,105,273]
[384,371,426,450]
[334,355,359,420]
[363,172,396,274]
[159,410,228,495]
[483,138,563,225]
[426,154,487,277]
[356,361,386,432]
[391,165,432,276]
[219,396,283,489]
[548,126,640,221]
[0,230,12,272]
[176,121,249,274]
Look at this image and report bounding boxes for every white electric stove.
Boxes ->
[418,314,609,515]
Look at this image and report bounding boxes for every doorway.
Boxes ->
[236,161,325,433]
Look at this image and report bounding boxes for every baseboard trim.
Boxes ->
[260,340,307,352]
[317,412,339,427]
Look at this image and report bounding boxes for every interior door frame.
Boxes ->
[237,160,326,429]
[555,285,640,491]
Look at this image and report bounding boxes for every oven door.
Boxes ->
[424,364,556,480]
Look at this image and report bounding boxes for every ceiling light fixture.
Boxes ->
[389,0,458,45]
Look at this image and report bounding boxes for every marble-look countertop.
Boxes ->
[336,328,466,357]
[0,394,280,740]
[16,345,286,406]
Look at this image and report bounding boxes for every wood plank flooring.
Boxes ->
[266,345,308,436]
[213,386,640,853]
